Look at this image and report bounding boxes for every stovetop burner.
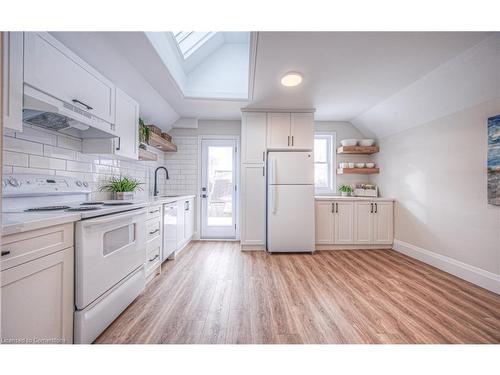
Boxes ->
[66,206,101,212]
[25,205,71,211]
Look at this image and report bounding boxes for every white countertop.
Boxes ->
[2,211,81,236]
[2,195,197,236]
[315,195,395,202]
[147,195,196,205]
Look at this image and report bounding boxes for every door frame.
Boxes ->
[197,135,240,240]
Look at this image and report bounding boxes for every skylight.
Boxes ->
[173,31,216,59]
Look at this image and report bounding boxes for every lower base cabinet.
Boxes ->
[1,223,74,344]
[315,200,394,247]
[240,163,266,249]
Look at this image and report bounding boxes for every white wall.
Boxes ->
[372,98,500,282]
[3,125,168,200]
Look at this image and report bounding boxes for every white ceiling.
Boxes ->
[51,32,495,135]
[250,32,492,120]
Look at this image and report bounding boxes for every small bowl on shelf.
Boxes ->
[359,139,375,147]
[348,162,355,168]
[339,162,349,168]
[355,163,366,168]
[340,139,358,147]
[365,162,375,168]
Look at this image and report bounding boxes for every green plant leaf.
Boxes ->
[99,176,144,193]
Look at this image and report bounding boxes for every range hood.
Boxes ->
[23,85,117,139]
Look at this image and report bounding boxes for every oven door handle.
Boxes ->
[80,208,146,228]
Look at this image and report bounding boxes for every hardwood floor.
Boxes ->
[95,242,500,344]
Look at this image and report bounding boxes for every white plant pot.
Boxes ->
[113,192,134,200]
[341,192,349,197]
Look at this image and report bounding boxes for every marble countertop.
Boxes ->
[147,195,196,205]
[315,195,395,202]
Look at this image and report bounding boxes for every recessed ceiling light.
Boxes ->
[281,72,303,87]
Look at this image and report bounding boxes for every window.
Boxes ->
[172,32,216,59]
[314,132,336,194]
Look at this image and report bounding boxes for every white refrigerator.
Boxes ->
[267,151,315,253]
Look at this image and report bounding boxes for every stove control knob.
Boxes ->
[82,181,89,187]
[75,181,83,187]
[8,178,21,187]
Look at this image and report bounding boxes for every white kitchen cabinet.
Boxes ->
[290,113,314,150]
[82,88,139,160]
[240,164,266,248]
[177,201,185,248]
[267,112,314,150]
[184,198,195,240]
[334,201,354,244]
[241,112,267,164]
[354,201,374,245]
[2,32,24,132]
[315,201,335,244]
[373,202,394,244]
[1,246,74,344]
[267,112,291,149]
[24,32,115,124]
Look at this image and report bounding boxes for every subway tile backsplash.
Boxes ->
[2,124,198,201]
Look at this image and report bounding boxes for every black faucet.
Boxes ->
[153,166,169,196]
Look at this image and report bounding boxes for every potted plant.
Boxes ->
[138,118,150,149]
[338,184,353,197]
[100,176,143,200]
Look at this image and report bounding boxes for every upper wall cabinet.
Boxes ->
[267,112,314,150]
[24,32,116,124]
[241,112,267,164]
[2,32,24,131]
[82,88,139,160]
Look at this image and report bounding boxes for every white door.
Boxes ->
[354,201,373,244]
[114,88,139,160]
[267,184,315,252]
[240,164,266,246]
[184,198,195,240]
[267,113,291,149]
[373,202,394,244]
[242,112,267,163]
[334,201,354,244]
[315,201,334,244]
[291,113,314,150]
[1,247,74,344]
[201,139,237,239]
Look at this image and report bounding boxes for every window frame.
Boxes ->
[314,131,337,195]
[172,31,216,59]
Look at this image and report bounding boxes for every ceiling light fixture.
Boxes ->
[281,72,303,87]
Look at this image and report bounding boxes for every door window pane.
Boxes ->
[207,146,233,226]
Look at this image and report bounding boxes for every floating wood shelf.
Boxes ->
[337,168,380,175]
[138,148,158,161]
[148,133,177,152]
[337,146,379,154]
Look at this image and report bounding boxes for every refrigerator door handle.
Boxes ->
[269,157,277,185]
[270,185,277,214]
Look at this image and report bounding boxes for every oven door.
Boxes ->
[75,208,147,310]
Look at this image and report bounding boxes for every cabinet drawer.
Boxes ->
[146,218,161,243]
[1,223,74,270]
[147,204,162,220]
[145,240,161,276]
[24,32,115,124]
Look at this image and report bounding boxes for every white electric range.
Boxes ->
[2,174,148,344]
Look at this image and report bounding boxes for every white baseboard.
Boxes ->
[393,239,500,295]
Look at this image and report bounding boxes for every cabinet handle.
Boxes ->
[116,137,121,151]
[149,208,160,214]
[331,203,335,213]
[1,250,11,256]
[149,254,159,262]
[72,99,93,110]
[149,228,160,235]
[370,203,373,213]
[262,166,265,176]
[262,151,265,162]
[336,203,338,213]
[292,136,294,146]
[375,203,378,213]
[287,136,290,146]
